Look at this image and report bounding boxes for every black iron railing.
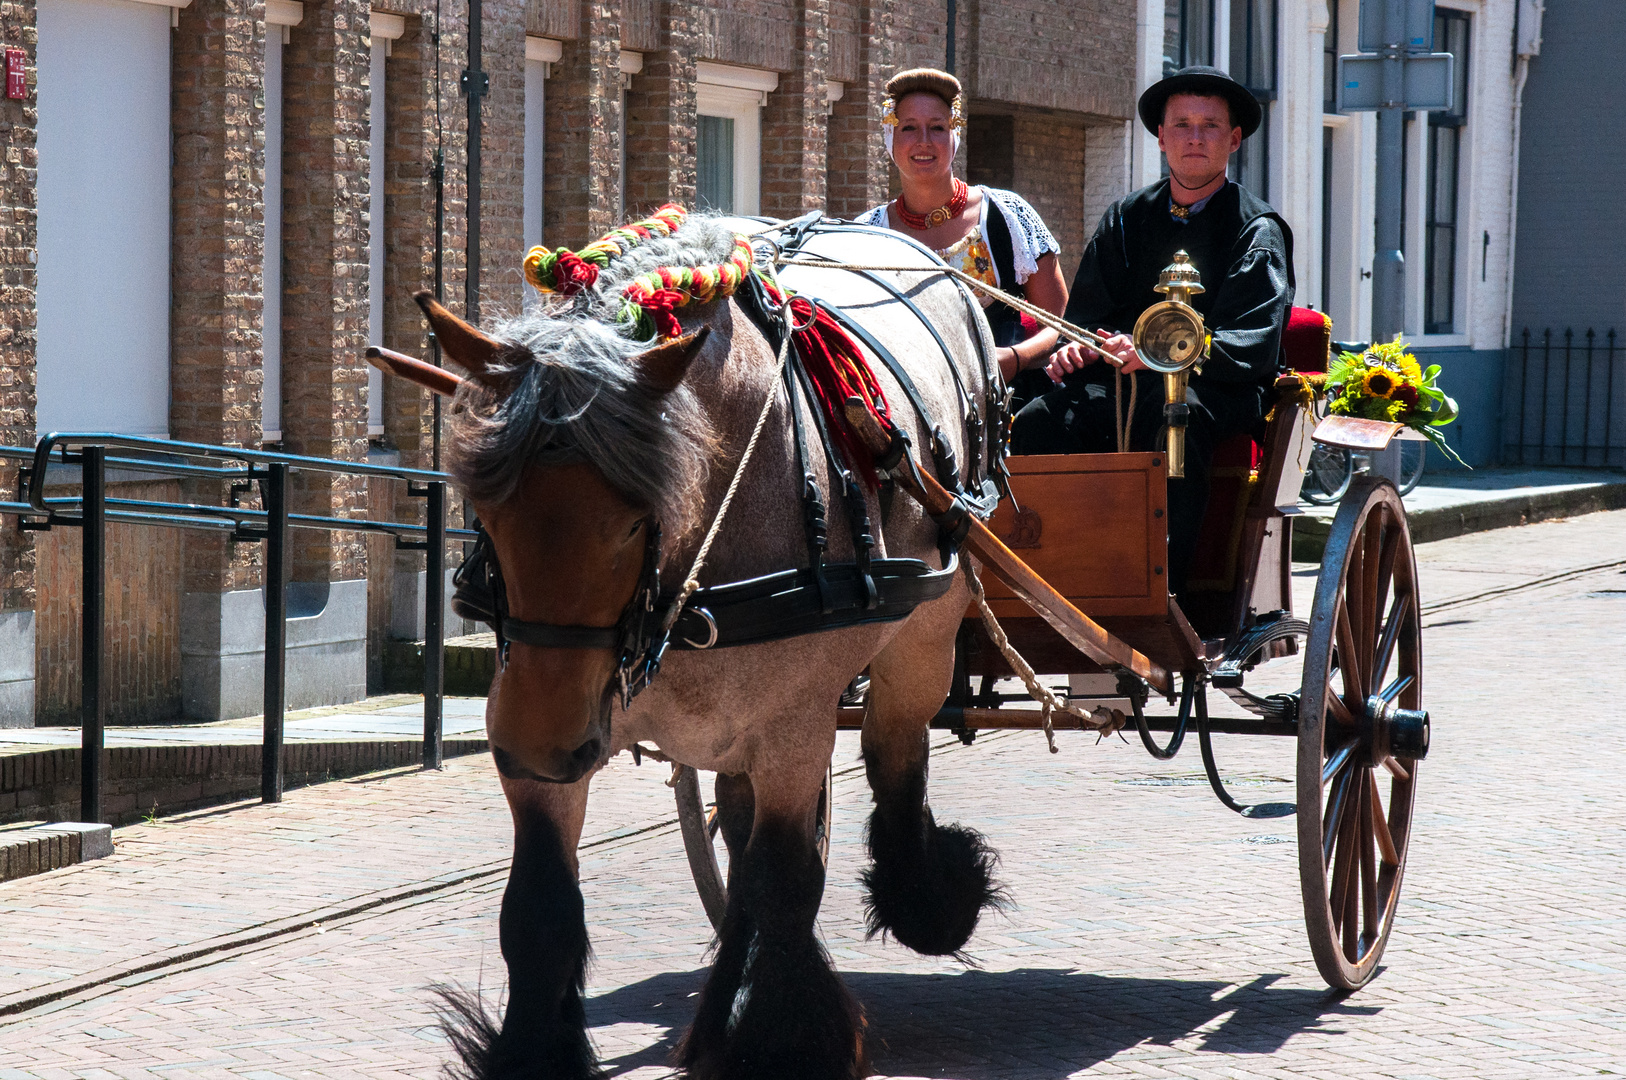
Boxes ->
[1505,328,1624,467]
[0,433,478,822]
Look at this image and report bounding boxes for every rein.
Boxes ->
[777,256,1139,454]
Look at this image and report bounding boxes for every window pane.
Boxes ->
[1231,120,1268,200]
[1164,0,1213,77]
[1231,0,1277,92]
[697,114,735,213]
[1323,0,1339,112]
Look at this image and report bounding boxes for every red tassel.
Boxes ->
[555,250,600,296]
[644,288,687,339]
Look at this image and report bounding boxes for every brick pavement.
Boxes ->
[0,511,1624,1077]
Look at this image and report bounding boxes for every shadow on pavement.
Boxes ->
[585,966,1379,1077]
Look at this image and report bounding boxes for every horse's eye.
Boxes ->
[628,521,643,538]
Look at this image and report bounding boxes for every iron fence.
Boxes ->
[0,433,478,823]
[1504,327,1625,467]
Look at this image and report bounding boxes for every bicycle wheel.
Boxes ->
[1302,441,1353,505]
[1397,441,1426,496]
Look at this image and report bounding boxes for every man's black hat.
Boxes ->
[1137,66,1262,138]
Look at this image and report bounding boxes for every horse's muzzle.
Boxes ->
[491,736,602,784]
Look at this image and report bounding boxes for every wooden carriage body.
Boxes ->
[964,390,1311,684]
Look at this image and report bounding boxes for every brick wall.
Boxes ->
[172,0,267,600]
[760,0,829,217]
[33,481,184,725]
[825,0,891,219]
[1009,111,1086,262]
[478,0,528,318]
[0,0,36,617]
[624,0,698,216]
[543,1,622,249]
[281,0,372,585]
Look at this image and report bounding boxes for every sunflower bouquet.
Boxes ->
[1324,335,1465,465]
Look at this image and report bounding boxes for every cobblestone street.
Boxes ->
[2,511,1624,1078]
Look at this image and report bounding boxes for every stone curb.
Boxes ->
[1,738,489,830]
[1291,478,1626,561]
[0,822,113,884]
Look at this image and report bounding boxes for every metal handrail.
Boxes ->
[0,434,468,822]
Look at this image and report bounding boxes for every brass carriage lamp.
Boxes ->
[1132,251,1209,479]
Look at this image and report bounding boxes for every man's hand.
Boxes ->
[1044,332,1145,383]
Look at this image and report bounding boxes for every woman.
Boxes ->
[856,68,1069,385]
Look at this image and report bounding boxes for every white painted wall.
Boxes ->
[263,32,283,441]
[36,0,172,436]
[368,37,385,435]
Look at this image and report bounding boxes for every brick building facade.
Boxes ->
[0,0,1141,726]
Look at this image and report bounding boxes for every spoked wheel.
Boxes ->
[1298,477,1430,990]
[674,763,834,933]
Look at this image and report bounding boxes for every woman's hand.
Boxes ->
[1044,333,1144,383]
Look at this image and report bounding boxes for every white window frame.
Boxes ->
[523,37,556,306]
[696,62,776,216]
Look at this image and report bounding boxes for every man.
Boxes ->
[1009,66,1295,597]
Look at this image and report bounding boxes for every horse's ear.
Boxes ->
[366,346,464,397]
[632,327,711,395]
[413,291,504,382]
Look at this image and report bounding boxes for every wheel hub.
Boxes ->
[1363,692,1430,763]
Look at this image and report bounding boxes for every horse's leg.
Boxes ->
[679,737,864,1080]
[437,774,601,1080]
[712,771,754,889]
[860,578,1005,956]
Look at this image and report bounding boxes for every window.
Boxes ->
[523,37,559,300]
[36,0,174,435]
[1163,0,1214,77]
[697,115,735,212]
[1425,9,1469,334]
[1229,0,1277,200]
[1323,0,1340,114]
[264,26,285,439]
[1321,126,1333,309]
[695,62,774,217]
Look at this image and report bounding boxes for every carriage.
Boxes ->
[374,207,1435,1075]
[670,298,1432,993]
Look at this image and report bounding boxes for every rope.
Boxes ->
[662,298,797,631]
[965,567,1126,754]
[779,256,1137,451]
[777,258,1117,354]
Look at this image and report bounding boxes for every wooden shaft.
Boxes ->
[842,400,1174,697]
[366,346,465,398]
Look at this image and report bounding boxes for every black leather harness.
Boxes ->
[450,217,1002,708]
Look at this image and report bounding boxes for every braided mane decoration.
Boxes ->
[511,205,898,486]
[524,204,686,297]
[522,204,755,341]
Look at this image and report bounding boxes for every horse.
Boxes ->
[379,211,1007,1079]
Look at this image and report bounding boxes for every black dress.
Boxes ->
[1009,178,1295,596]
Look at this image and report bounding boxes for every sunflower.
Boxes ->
[1363,367,1399,399]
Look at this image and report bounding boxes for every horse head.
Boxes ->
[381,291,715,783]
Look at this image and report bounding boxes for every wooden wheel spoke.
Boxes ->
[1371,520,1400,646]
[1322,738,1360,786]
[1326,691,1359,729]
[1329,777,1362,939]
[1377,673,1415,707]
[1369,591,1413,698]
[1323,765,1354,865]
[1381,755,1411,782]
[1335,602,1366,706]
[1359,514,1385,649]
[1369,770,1400,866]
[1360,770,1379,950]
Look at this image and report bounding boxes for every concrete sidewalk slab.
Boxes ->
[1293,465,1626,559]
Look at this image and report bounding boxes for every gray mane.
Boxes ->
[446,215,741,538]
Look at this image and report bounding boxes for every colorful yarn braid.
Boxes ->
[523,203,687,297]
[617,234,756,340]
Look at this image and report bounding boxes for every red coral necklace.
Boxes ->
[895,179,969,230]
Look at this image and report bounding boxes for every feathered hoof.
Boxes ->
[433,985,605,1080]
[862,813,1008,957]
[678,954,866,1080]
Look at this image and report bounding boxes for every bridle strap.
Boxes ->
[499,621,621,650]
